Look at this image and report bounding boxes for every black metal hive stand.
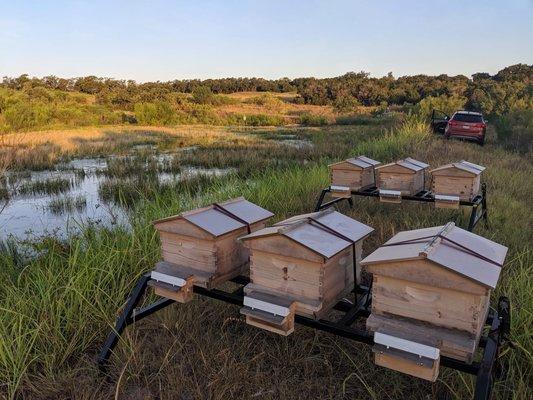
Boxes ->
[314,183,488,232]
[98,272,510,400]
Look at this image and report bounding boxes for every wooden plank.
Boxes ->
[363,259,488,295]
[149,276,194,303]
[432,176,476,200]
[245,235,324,263]
[241,307,295,336]
[374,352,439,382]
[154,218,213,239]
[361,167,376,188]
[161,249,216,272]
[431,167,476,178]
[331,169,362,190]
[244,283,322,317]
[367,314,477,363]
[377,164,416,174]
[372,275,483,334]
[378,172,414,195]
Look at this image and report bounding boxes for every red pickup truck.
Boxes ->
[431,110,487,146]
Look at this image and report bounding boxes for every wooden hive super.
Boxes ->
[361,222,507,381]
[150,197,274,302]
[375,157,429,202]
[430,160,485,206]
[239,209,374,335]
[328,156,381,198]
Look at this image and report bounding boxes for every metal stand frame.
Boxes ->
[314,183,489,232]
[98,273,510,400]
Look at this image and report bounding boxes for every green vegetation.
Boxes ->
[493,109,533,153]
[298,113,329,126]
[47,195,87,214]
[17,177,76,196]
[1,64,530,132]
[0,115,531,399]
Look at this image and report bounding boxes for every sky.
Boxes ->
[0,0,532,82]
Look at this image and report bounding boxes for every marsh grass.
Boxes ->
[17,177,77,196]
[47,195,87,214]
[0,116,531,399]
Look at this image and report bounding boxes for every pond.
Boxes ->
[0,155,235,241]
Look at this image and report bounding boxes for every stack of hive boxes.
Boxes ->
[375,157,429,202]
[328,156,381,198]
[361,222,507,381]
[430,160,485,208]
[150,197,274,302]
[239,209,374,335]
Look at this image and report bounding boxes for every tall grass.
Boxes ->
[0,115,531,399]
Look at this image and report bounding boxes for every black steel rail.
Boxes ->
[314,183,488,232]
[98,273,509,400]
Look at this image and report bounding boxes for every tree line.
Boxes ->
[1,64,531,116]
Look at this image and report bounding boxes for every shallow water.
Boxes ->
[0,156,235,241]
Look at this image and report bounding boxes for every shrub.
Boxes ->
[333,94,360,112]
[246,93,284,108]
[336,114,378,125]
[134,102,175,125]
[493,109,533,153]
[415,95,466,118]
[299,113,328,126]
[192,86,214,105]
[244,114,285,126]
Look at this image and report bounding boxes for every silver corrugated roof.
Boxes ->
[157,197,273,237]
[357,155,381,166]
[430,160,485,175]
[241,209,374,259]
[220,197,275,224]
[397,157,429,171]
[361,222,507,289]
[457,160,485,174]
[346,155,381,169]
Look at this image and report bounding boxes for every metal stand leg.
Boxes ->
[468,205,478,232]
[473,297,510,400]
[98,273,155,370]
[347,196,354,209]
[314,188,329,212]
[482,183,489,228]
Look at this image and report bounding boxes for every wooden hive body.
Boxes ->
[239,209,373,334]
[430,160,485,201]
[152,197,273,291]
[376,157,429,195]
[329,156,381,192]
[362,222,507,379]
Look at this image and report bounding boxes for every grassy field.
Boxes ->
[0,115,531,399]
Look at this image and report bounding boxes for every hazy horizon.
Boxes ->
[1,0,532,82]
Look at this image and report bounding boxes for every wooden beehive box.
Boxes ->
[149,197,274,301]
[361,222,507,380]
[430,160,485,202]
[239,209,374,335]
[328,156,381,197]
[375,157,429,200]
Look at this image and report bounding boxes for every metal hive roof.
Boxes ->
[329,155,381,170]
[430,160,485,175]
[346,156,381,169]
[376,157,429,172]
[361,222,507,289]
[154,197,274,237]
[240,209,374,259]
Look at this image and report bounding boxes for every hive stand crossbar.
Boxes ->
[314,183,488,232]
[98,272,510,400]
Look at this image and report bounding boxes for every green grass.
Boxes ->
[0,116,531,399]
